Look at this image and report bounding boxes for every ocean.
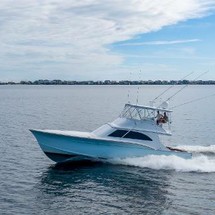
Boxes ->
[0,85,215,215]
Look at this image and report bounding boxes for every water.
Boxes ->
[0,85,215,215]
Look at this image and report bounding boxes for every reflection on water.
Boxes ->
[35,160,172,214]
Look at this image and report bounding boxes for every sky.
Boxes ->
[0,0,215,81]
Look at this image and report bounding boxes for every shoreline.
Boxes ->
[1,80,215,85]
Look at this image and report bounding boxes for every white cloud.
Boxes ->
[119,39,201,46]
[0,0,215,80]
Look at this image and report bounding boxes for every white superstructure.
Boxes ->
[93,103,172,151]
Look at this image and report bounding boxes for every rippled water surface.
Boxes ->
[0,85,215,215]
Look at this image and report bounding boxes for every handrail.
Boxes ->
[124,103,173,112]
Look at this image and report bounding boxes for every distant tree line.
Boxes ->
[1,79,215,85]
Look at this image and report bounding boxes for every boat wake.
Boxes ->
[174,144,215,155]
[111,150,215,173]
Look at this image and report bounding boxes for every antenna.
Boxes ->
[152,71,194,103]
[136,69,141,105]
[160,71,209,105]
[127,72,132,104]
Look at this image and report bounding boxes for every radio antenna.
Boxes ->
[127,72,132,104]
[136,69,141,105]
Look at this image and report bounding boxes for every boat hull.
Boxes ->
[30,130,192,163]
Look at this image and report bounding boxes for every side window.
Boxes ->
[124,131,152,141]
[108,130,128,137]
[108,130,152,141]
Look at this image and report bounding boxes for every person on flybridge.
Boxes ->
[162,112,169,123]
[156,111,168,125]
[156,111,163,125]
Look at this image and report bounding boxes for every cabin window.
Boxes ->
[124,131,152,141]
[109,130,152,141]
[108,129,128,137]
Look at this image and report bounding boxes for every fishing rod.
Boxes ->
[171,93,215,109]
[152,71,194,103]
[160,71,209,105]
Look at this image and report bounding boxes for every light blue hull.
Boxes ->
[30,130,192,163]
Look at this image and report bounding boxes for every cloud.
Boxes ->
[0,0,215,80]
[118,39,201,46]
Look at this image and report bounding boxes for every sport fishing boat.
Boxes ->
[30,102,192,163]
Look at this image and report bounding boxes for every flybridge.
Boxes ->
[120,103,172,121]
